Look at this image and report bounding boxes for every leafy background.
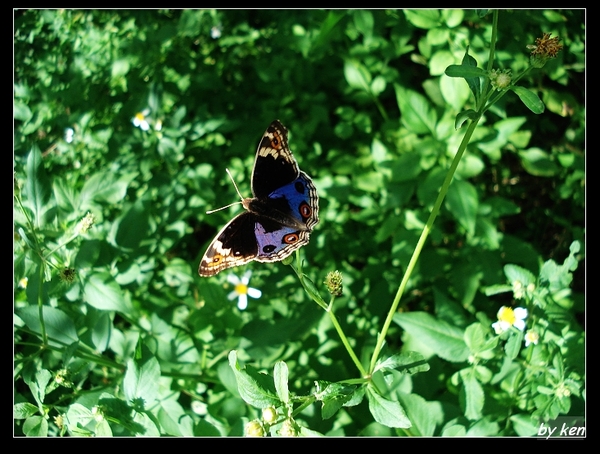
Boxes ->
[14,9,585,436]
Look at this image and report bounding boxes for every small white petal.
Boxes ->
[227,290,239,301]
[514,319,526,331]
[237,294,248,310]
[241,270,252,285]
[492,320,510,334]
[514,307,528,320]
[227,274,240,285]
[247,287,262,299]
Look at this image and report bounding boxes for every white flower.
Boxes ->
[227,270,261,310]
[64,127,74,143]
[132,109,150,131]
[524,330,539,347]
[210,25,222,39]
[18,277,28,289]
[492,306,528,334]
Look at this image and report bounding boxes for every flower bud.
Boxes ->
[262,406,278,424]
[245,419,266,437]
[324,270,343,297]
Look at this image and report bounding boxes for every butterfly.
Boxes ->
[198,120,319,277]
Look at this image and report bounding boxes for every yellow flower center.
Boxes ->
[235,283,248,295]
[498,306,516,325]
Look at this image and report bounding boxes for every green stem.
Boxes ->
[327,296,368,377]
[368,116,481,374]
[290,254,367,377]
[43,233,79,260]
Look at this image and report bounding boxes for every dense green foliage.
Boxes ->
[14,9,585,437]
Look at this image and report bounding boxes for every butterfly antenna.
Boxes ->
[205,168,245,215]
[225,168,245,200]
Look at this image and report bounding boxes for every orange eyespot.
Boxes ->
[283,233,299,244]
[271,133,282,149]
[299,202,312,219]
[211,255,223,265]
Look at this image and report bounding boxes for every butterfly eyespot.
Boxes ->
[299,202,312,219]
[211,255,223,264]
[271,134,282,149]
[263,245,277,253]
[283,233,299,244]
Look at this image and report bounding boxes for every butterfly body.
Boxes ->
[199,120,319,277]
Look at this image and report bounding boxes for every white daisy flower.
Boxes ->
[132,109,150,131]
[210,25,222,39]
[524,330,539,347]
[64,127,74,143]
[492,306,528,334]
[227,270,261,310]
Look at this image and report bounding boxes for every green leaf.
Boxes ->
[511,86,545,114]
[300,273,326,307]
[539,240,581,292]
[518,147,559,176]
[394,84,437,135]
[404,9,440,29]
[504,264,536,286]
[314,381,358,420]
[504,329,524,360]
[228,350,280,409]
[25,146,52,228]
[389,151,422,182]
[440,71,471,111]
[464,323,490,353]
[111,199,151,251]
[344,59,371,92]
[23,415,48,437]
[394,312,470,362]
[14,402,40,419]
[157,399,187,436]
[446,179,478,236]
[355,171,384,192]
[24,369,52,408]
[459,48,482,104]
[466,417,500,436]
[17,306,79,347]
[366,385,411,429]
[83,271,133,314]
[123,356,161,407]
[64,403,97,436]
[311,10,345,53]
[14,100,33,122]
[91,312,113,353]
[459,368,484,420]
[273,360,290,404]
[374,352,430,375]
[445,64,488,79]
[111,58,130,78]
[353,10,374,38]
[79,170,137,207]
[396,392,444,436]
[510,414,541,436]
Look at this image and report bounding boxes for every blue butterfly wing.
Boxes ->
[254,171,319,262]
